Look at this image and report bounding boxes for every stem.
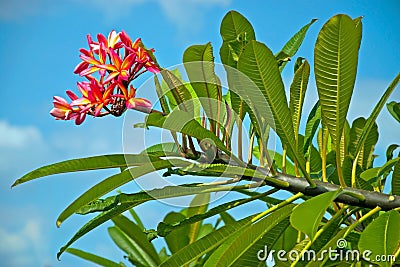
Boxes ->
[336,143,346,187]
[247,129,256,165]
[282,147,287,174]
[351,151,360,188]
[237,118,243,161]
[321,127,329,182]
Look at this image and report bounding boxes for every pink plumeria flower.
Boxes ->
[99,49,135,83]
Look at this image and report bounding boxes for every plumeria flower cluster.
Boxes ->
[50,30,159,125]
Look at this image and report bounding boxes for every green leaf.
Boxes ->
[56,159,191,227]
[157,191,274,237]
[154,74,171,114]
[278,18,317,71]
[204,206,293,267]
[290,189,342,240]
[112,215,160,266]
[145,110,243,166]
[108,226,154,267]
[386,144,399,161]
[12,154,161,187]
[237,40,309,179]
[65,248,125,267]
[314,14,361,153]
[163,212,191,254]
[387,101,400,123]
[58,184,248,258]
[220,10,255,42]
[140,142,180,155]
[128,209,145,231]
[187,193,210,244]
[303,101,321,155]
[160,69,195,114]
[349,117,378,169]
[353,73,400,160]
[358,210,400,267]
[183,43,221,130]
[392,161,400,195]
[219,10,256,128]
[290,59,310,139]
[159,214,256,267]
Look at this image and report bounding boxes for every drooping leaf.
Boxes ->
[358,210,400,267]
[56,159,191,227]
[237,40,309,179]
[314,14,361,154]
[112,215,160,266]
[58,184,250,258]
[65,248,125,267]
[387,101,400,123]
[12,154,162,187]
[290,189,342,240]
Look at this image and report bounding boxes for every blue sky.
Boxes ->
[1,0,399,266]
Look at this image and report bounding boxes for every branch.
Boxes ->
[268,173,400,211]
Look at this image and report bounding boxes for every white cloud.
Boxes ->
[0,217,50,267]
[0,121,42,148]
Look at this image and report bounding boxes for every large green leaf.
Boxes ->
[219,10,255,67]
[314,14,361,157]
[277,19,317,71]
[358,210,400,267]
[203,205,293,266]
[290,190,342,240]
[237,40,310,180]
[56,159,191,227]
[12,154,161,187]
[290,59,310,139]
[112,215,160,266]
[183,43,221,131]
[65,248,125,267]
